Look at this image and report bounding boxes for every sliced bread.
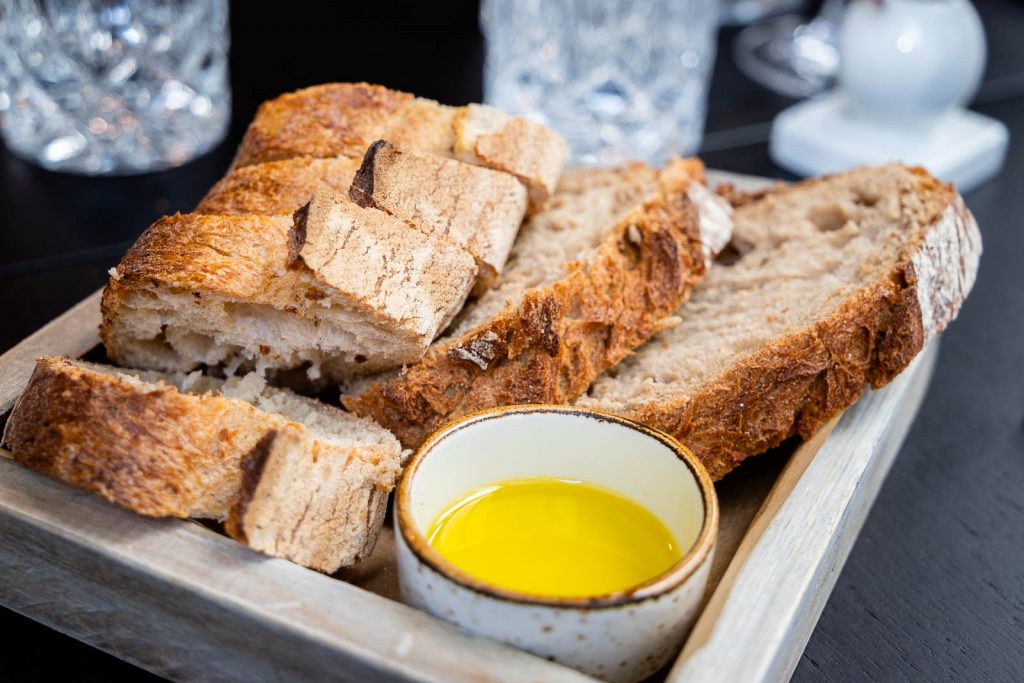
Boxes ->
[578,165,981,479]
[344,157,733,448]
[101,209,477,381]
[349,140,529,290]
[196,156,362,216]
[453,103,568,211]
[230,83,567,207]
[2,357,402,570]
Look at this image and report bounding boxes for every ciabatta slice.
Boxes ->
[101,209,477,381]
[578,165,981,479]
[344,158,733,448]
[349,140,528,290]
[2,357,402,571]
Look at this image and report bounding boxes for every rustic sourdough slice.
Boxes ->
[101,209,477,381]
[230,83,567,206]
[349,140,529,290]
[344,158,733,448]
[2,357,402,571]
[578,165,982,480]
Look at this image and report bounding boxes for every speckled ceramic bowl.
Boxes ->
[395,405,718,683]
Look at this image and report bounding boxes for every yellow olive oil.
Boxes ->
[426,478,682,598]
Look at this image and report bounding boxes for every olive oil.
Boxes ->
[426,478,682,598]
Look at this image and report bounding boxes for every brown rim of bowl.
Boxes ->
[395,404,719,609]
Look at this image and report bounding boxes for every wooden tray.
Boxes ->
[0,171,939,683]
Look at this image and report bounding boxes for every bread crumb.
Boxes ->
[627,224,643,246]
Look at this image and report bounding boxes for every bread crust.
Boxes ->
[612,170,981,479]
[196,157,361,216]
[3,357,290,517]
[3,358,402,572]
[231,83,413,169]
[102,205,479,376]
[231,83,566,212]
[344,158,726,448]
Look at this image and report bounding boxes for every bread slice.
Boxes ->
[349,140,529,290]
[578,165,982,479]
[454,103,568,211]
[2,357,402,571]
[225,424,392,572]
[197,143,527,291]
[101,209,477,381]
[196,156,361,216]
[344,158,733,448]
[230,83,566,207]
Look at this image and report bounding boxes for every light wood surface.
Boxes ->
[0,455,596,683]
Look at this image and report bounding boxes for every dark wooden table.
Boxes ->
[2,1,1022,680]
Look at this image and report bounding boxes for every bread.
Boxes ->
[225,424,394,572]
[231,82,567,208]
[578,165,981,479]
[344,157,734,448]
[349,140,529,290]
[196,156,361,216]
[101,208,478,381]
[103,82,569,380]
[2,357,402,571]
[453,103,568,211]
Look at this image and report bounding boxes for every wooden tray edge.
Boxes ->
[668,341,939,683]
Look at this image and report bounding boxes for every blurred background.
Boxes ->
[0,0,1021,681]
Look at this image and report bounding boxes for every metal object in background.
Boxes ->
[0,0,231,175]
[481,0,719,166]
[732,0,846,98]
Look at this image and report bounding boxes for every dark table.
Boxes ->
[2,1,1022,680]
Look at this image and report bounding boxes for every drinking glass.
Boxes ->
[481,0,720,166]
[0,0,231,175]
[732,0,847,98]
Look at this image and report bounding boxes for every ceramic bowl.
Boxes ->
[394,405,718,683]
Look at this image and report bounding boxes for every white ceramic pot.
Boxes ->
[394,405,718,683]
[840,0,986,122]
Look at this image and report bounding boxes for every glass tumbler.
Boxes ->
[481,0,719,166]
[0,0,231,175]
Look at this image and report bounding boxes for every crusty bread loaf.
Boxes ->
[344,157,733,448]
[102,82,569,381]
[230,83,566,208]
[2,357,402,571]
[101,208,477,381]
[349,140,528,290]
[578,165,981,479]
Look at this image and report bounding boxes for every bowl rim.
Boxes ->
[395,404,719,608]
